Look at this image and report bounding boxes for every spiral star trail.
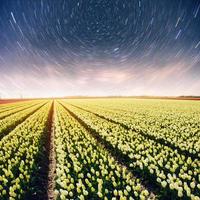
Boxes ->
[0,0,200,98]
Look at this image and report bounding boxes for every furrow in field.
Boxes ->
[60,102,200,199]
[0,102,47,141]
[47,101,56,200]
[68,103,199,160]
[59,102,158,198]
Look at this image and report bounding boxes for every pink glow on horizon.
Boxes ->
[0,61,199,98]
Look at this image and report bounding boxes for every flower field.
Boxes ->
[0,98,199,199]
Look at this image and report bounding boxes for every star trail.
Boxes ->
[0,0,200,98]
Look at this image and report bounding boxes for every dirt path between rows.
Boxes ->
[47,101,56,200]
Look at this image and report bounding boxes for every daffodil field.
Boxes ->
[0,99,199,199]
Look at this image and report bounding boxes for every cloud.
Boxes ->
[0,60,199,98]
[76,67,134,84]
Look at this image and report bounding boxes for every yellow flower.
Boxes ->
[114,189,118,196]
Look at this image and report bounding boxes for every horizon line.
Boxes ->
[1,95,200,100]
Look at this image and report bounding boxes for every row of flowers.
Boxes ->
[0,101,41,120]
[62,101,200,199]
[0,102,51,199]
[69,100,200,158]
[54,102,153,200]
[0,101,46,137]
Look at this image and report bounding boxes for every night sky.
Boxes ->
[0,0,200,98]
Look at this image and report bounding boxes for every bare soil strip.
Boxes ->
[0,102,47,141]
[68,103,199,160]
[47,101,56,200]
[59,103,161,199]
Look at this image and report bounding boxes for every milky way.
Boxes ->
[0,0,200,97]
